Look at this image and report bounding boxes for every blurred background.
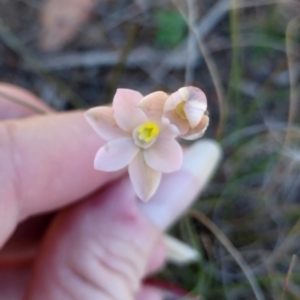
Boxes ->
[1,0,300,299]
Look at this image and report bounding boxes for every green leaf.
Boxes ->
[155,10,187,48]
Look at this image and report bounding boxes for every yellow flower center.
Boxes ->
[138,121,160,143]
[175,102,187,119]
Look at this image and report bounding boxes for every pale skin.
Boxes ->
[0,83,220,300]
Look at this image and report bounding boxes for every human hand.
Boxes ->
[0,83,221,300]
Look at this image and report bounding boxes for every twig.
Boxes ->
[27,47,164,70]
[158,0,292,76]
[174,0,227,139]
[185,0,198,85]
[104,23,141,103]
[153,0,231,80]
[272,63,300,86]
[0,19,86,108]
[36,31,300,72]
[190,210,265,300]
[285,16,300,146]
[36,0,231,84]
[265,216,300,268]
[280,255,297,300]
[222,122,300,148]
[149,0,298,99]
[102,2,141,30]
[0,90,48,114]
[235,0,299,9]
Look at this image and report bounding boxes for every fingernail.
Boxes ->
[138,139,221,230]
[181,139,221,189]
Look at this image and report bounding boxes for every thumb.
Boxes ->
[25,139,221,300]
[139,139,221,230]
[26,176,164,300]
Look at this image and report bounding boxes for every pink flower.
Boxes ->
[139,86,209,140]
[85,89,183,202]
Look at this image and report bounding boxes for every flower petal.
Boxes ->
[181,114,209,140]
[138,91,169,121]
[163,110,189,134]
[128,152,162,201]
[179,87,207,128]
[184,100,206,128]
[144,137,183,173]
[85,106,126,141]
[94,137,139,171]
[113,89,147,132]
[160,121,180,138]
[164,91,183,112]
[163,91,189,134]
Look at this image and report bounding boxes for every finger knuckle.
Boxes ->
[65,235,140,300]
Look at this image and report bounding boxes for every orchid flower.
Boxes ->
[85,89,182,201]
[85,87,209,202]
[139,86,209,140]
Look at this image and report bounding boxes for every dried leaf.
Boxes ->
[39,0,94,51]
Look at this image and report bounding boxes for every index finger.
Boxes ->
[0,111,124,246]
